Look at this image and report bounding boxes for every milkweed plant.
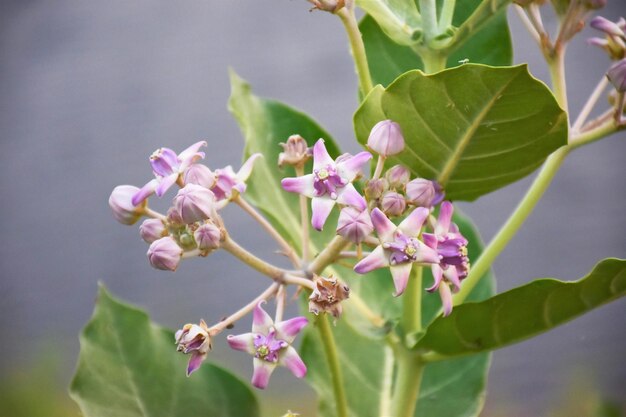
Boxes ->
[71,1,626,416]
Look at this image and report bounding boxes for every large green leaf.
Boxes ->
[360,0,512,86]
[416,258,626,357]
[355,0,423,46]
[301,211,495,417]
[354,64,568,201]
[70,285,259,417]
[228,70,341,252]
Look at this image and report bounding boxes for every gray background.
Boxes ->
[1,0,625,415]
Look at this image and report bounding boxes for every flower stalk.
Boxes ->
[316,315,349,417]
[336,5,374,96]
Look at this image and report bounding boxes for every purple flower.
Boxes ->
[109,185,146,225]
[354,208,440,296]
[132,141,207,206]
[588,16,626,60]
[281,139,371,231]
[210,154,262,201]
[422,201,470,316]
[173,184,217,224]
[367,120,405,157]
[227,302,308,389]
[590,16,625,38]
[175,320,212,376]
[406,178,444,208]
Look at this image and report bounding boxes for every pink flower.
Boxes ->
[354,208,439,296]
[209,154,262,201]
[227,302,308,389]
[132,141,207,206]
[175,320,212,376]
[281,139,371,231]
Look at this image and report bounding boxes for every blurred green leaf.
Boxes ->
[70,285,260,417]
[354,64,568,201]
[416,258,626,356]
[228,70,341,251]
[302,211,495,417]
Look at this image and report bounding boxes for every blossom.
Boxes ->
[308,275,350,318]
[227,302,308,389]
[109,185,146,225]
[132,141,207,206]
[406,178,444,208]
[278,134,310,168]
[354,208,440,296]
[281,139,371,230]
[588,16,626,60]
[175,320,212,376]
[208,154,262,201]
[367,120,405,157]
[422,201,470,316]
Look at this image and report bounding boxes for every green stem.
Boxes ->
[420,50,447,74]
[309,235,351,275]
[570,120,619,149]
[337,6,374,96]
[317,315,349,417]
[438,0,456,32]
[546,47,568,114]
[221,237,288,281]
[391,350,424,417]
[402,266,423,339]
[419,0,439,45]
[453,146,570,305]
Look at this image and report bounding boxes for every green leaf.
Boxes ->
[360,0,512,86]
[355,0,423,46]
[302,211,495,417]
[416,258,626,357]
[354,64,568,201]
[70,285,259,417]
[228,70,341,251]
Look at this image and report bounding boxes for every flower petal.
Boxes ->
[226,332,256,355]
[252,301,274,334]
[336,183,366,210]
[311,197,336,231]
[281,174,316,198]
[442,264,461,292]
[414,241,441,264]
[421,233,438,250]
[178,140,207,165]
[252,358,276,389]
[132,179,158,206]
[370,208,396,242]
[336,151,372,181]
[312,139,334,170]
[435,201,454,235]
[237,153,263,181]
[426,264,443,292]
[155,173,178,197]
[398,207,429,237]
[186,352,206,376]
[439,283,453,317]
[275,316,308,343]
[390,262,413,296]
[353,245,389,274]
[280,346,307,378]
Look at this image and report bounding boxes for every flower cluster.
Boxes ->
[589,16,626,109]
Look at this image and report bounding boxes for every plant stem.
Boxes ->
[209,283,279,334]
[379,346,395,417]
[317,315,349,417]
[372,155,386,180]
[453,146,570,305]
[419,0,439,45]
[546,47,569,114]
[275,285,286,322]
[309,235,351,275]
[337,6,374,96]
[391,349,424,417]
[402,266,423,338]
[221,236,288,281]
[421,50,447,74]
[570,119,619,149]
[234,196,300,266]
[438,0,456,33]
[513,5,541,46]
[296,165,310,264]
[143,207,167,221]
[572,76,609,133]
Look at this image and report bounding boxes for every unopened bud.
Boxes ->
[184,164,216,188]
[381,191,406,217]
[194,222,222,253]
[607,59,626,92]
[590,16,625,38]
[147,237,183,271]
[336,207,373,243]
[367,120,405,157]
[309,275,350,318]
[364,178,388,200]
[278,135,310,168]
[139,218,167,243]
[174,184,217,224]
[384,165,410,189]
[406,178,444,208]
[109,185,146,225]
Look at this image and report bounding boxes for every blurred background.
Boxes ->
[1,0,625,416]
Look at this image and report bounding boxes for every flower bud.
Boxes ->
[173,184,217,224]
[367,120,405,157]
[381,191,406,217]
[364,178,388,200]
[590,16,625,38]
[139,218,167,243]
[406,178,444,208]
[308,0,350,13]
[308,275,350,318]
[175,320,212,376]
[384,165,410,189]
[278,134,310,168]
[109,185,146,225]
[336,207,373,243]
[194,222,222,253]
[184,164,216,188]
[147,237,183,271]
[607,59,626,92]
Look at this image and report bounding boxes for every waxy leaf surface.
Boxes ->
[70,286,259,417]
[302,211,495,417]
[416,258,626,356]
[354,64,568,201]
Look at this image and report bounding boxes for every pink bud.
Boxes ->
[174,184,217,224]
[381,191,406,217]
[184,164,216,188]
[406,178,444,208]
[364,178,388,200]
[278,134,310,168]
[147,237,183,271]
[109,185,145,225]
[384,165,410,189]
[336,207,373,243]
[139,219,167,243]
[367,120,405,157]
[194,222,222,253]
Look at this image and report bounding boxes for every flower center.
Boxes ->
[317,168,329,180]
[256,345,270,359]
[313,165,347,199]
[405,244,417,257]
[385,233,421,265]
